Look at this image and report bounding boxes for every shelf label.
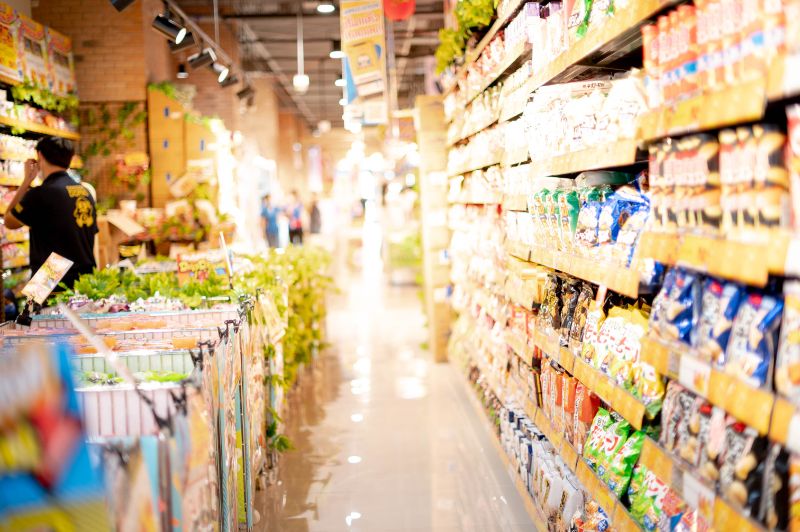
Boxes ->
[726,380,774,436]
[678,353,711,396]
[682,472,715,522]
[707,369,733,408]
[612,388,645,430]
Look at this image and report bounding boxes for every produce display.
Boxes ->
[436,0,800,530]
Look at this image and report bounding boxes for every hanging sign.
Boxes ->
[0,3,21,83]
[384,0,415,21]
[340,0,388,125]
[21,252,73,304]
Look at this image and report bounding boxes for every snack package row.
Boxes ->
[523,77,647,160]
[661,380,799,529]
[649,268,793,394]
[446,125,505,174]
[641,1,788,109]
[540,363,602,450]
[648,122,790,239]
[447,85,502,143]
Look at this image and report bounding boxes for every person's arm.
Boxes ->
[4,160,39,229]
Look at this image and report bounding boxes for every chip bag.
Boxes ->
[583,408,613,470]
[603,430,645,498]
[725,290,784,388]
[594,417,632,479]
[776,281,800,402]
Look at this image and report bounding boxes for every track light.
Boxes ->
[169,31,195,53]
[237,85,255,100]
[212,62,230,82]
[220,74,239,87]
[152,14,188,44]
[177,63,188,79]
[317,1,335,13]
[109,0,136,11]
[335,78,346,87]
[188,47,216,69]
[329,40,345,59]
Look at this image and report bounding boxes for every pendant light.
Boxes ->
[293,6,309,94]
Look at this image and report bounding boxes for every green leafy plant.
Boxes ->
[434,0,496,73]
[10,80,78,114]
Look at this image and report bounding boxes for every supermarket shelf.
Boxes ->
[457,368,551,532]
[499,86,528,123]
[637,231,794,288]
[0,115,80,140]
[504,330,532,366]
[502,145,529,168]
[448,158,502,179]
[507,241,641,298]
[465,41,531,105]
[448,193,503,205]
[640,336,776,436]
[464,0,527,66]
[530,140,640,178]
[639,438,767,532]
[520,0,675,96]
[448,113,501,147]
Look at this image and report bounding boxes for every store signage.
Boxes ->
[0,4,20,83]
[176,250,228,284]
[21,252,73,304]
[340,0,388,124]
[384,0,415,21]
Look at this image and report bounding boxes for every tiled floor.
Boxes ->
[257,258,536,531]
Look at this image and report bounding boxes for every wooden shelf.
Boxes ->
[464,0,528,67]
[448,156,502,179]
[447,113,500,147]
[530,140,640,178]
[0,115,80,140]
[465,41,530,105]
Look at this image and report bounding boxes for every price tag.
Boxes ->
[679,353,711,396]
[613,388,645,430]
[682,472,715,522]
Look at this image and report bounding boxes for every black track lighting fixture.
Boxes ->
[177,63,188,79]
[188,47,216,69]
[152,13,188,44]
[237,85,255,100]
[220,74,239,88]
[211,62,230,83]
[169,31,195,53]
[109,0,136,11]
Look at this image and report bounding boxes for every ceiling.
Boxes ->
[177,0,444,128]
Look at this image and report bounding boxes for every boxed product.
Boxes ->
[45,27,76,97]
[16,13,48,89]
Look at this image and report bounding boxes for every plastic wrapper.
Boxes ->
[673,509,712,532]
[563,376,578,445]
[677,400,712,467]
[633,361,665,419]
[603,430,644,498]
[613,196,650,267]
[539,273,563,336]
[650,268,678,337]
[759,444,790,530]
[573,501,611,532]
[776,281,800,402]
[628,464,686,531]
[558,189,581,252]
[663,269,701,346]
[724,290,783,388]
[575,200,602,254]
[568,283,595,350]
[611,306,649,391]
[696,279,746,366]
[594,416,631,478]
[559,279,581,347]
[787,453,800,532]
[580,306,606,365]
[591,306,628,374]
[718,421,768,515]
[582,408,613,470]
[573,383,600,451]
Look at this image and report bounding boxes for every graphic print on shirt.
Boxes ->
[73,196,94,228]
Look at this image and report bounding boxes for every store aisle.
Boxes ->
[258,264,535,531]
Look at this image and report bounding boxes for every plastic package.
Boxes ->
[724,290,783,388]
[776,281,800,402]
[603,430,645,498]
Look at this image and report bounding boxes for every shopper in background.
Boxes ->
[4,137,97,289]
[309,192,321,235]
[287,189,304,245]
[260,193,281,248]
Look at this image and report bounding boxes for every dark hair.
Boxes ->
[36,137,75,168]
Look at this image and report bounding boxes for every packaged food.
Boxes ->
[558,189,581,253]
[580,305,607,364]
[787,105,800,231]
[568,283,595,351]
[777,281,800,403]
[760,444,790,530]
[575,501,611,532]
[699,407,729,483]
[629,464,686,531]
[673,509,712,532]
[539,273,563,335]
[719,128,739,235]
[788,452,800,532]
[661,383,695,454]
[753,124,789,232]
[724,290,783,388]
[718,421,768,515]
[582,408,613,469]
[614,194,650,267]
[594,416,631,478]
[610,306,649,391]
[603,430,644,498]
[563,376,578,444]
[698,279,746,366]
[575,198,602,254]
[663,269,701,345]
[633,361,666,419]
[559,279,582,346]
[592,306,628,374]
[650,268,678,337]
[573,383,600,450]
[678,399,711,466]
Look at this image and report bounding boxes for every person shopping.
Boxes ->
[261,194,281,248]
[4,137,98,289]
[287,190,304,245]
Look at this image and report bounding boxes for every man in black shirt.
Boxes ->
[4,137,98,289]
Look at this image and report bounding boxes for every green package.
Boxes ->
[548,190,564,246]
[594,417,632,479]
[602,430,645,498]
[558,189,580,252]
[582,408,613,470]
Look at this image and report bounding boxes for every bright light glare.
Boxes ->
[347,456,362,464]
[330,50,346,59]
[317,2,335,13]
[335,78,346,87]
[351,413,364,422]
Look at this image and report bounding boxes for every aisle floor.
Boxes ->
[257,258,536,531]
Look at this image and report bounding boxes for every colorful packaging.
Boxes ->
[45,27,76,96]
[580,305,606,364]
[582,408,612,469]
[594,416,631,478]
[760,444,790,530]
[724,290,783,388]
[573,383,600,451]
[603,430,644,498]
[16,14,49,89]
[558,189,581,252]
[663,269,701,345]
[568,283,595,350]
[629,464,685,531]
[0,4,21,83]
[787,452,800,532]
[718,421,767,515]
[787,105,800,231]
[777,281,800,403]
[753,124,790,232]
[633,361,666,419]
[559,279,581,346]
[697,279,746,366]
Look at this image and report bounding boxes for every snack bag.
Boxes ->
[787,453,800,532]
[699,279,746,366]
[660,383,694,453]
[698,408,729,483]
[760,444,790,530]
[574,501,611,532]
[581,305,607,364]
[718,421,768,516]
[673,509,712,532]
[776,281,800,403]
[559,279,582,347]
[650,268,678,337]
[663,269,701,345]
[678,400,712,467]
[563,376,578,445]
[568,283,595,351]
[574,383,600,451]
[610,306,649,391]
[725,290,784,388]
[548,189,565,249]
[614,196,651,267]
[594,416,631,478]
[633,361,666,419]
[754,125,790,233]
[582,408,613,469]
[558,189,581,252]
[603,430,645,498]
[628,465,671,530]
[591,306,628,374]
[575,199,602,254]
[560,475,584,530]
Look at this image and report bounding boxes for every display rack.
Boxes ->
[438,1,800,529]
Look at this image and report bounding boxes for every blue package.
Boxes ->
[724,291,784,388]
[664,269,701,345]
[693,278,745,365]
[650,268,679,336]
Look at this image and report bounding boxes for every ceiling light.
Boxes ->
[293,73,310,94]
[212,62,230,83]
[334,78,346,87]
[188,47,216,69]
[330,39,345,59]
[339,97,347,106]
[109,0,136,11]
[318,120,331,133]
[237,85,255,100]
[152,14,187,44]
[177,63,188,79]
[220,74,239,87]
[169,31,195,53]
[317,1,336,13]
